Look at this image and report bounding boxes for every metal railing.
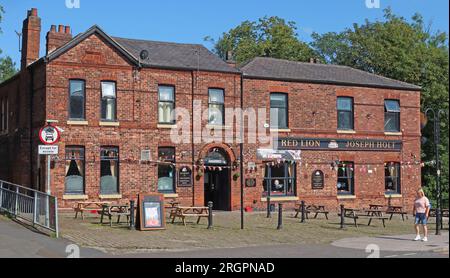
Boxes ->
[0,180,59,238]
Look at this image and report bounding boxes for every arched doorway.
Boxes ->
[203,147,231,211]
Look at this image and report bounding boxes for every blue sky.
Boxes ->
[0,0,448,66]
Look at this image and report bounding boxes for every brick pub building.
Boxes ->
[0,9,422,211]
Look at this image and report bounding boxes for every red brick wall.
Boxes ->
[45,33,242,209]
[242,79,421,211]
[1,26,422,213]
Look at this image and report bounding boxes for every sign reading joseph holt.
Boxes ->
[277,138,402,152]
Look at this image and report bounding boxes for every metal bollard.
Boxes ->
[129,200,135,230]
[300,200,306,223]
[277,203,283,230]
[207,201,213,229]
[266,196,271,218]
[340,204,345,229]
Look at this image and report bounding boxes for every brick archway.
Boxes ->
[198,143,237,164]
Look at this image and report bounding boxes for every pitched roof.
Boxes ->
[45,25,238,74]
[113,37,240,73]
[240,57,421,91]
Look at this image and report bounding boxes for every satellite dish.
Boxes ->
[140,50,149,61]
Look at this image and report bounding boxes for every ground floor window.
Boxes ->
[65,146,85,194]
[337,162,354,195]
[158,147,176,193]
[385,162,401,194]
[100,147,119,195]
[263,162,296,197]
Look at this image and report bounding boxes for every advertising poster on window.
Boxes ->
[137,193,165,231]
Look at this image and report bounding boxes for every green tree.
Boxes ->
[312,8,449,205]
[0,5,17,83]
[207,16,317,65]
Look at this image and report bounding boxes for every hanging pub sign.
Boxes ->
[39,124,60,145]
[312,170,325,189]
[136,193,165,231]
[178,166,192,187]
[276,138,402,152]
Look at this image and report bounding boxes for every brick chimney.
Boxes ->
[225,50,237,68]
[21,8,41,70]
[46,24,72,55]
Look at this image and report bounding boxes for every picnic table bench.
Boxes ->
[339,208,389,228]
[74,201,111,219]
[165,201,180,220]
[294,204,329,220]
[100,204,131,227]
[171,206,209,226]
[386,205,408,221]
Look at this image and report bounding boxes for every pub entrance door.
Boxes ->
[203,147,231,211]
[204,168,230,211]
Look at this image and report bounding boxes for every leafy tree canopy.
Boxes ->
[207,16,317,65]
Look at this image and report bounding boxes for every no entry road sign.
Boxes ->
[39,124,60,145]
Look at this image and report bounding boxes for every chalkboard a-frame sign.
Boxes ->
[137,193,166,231]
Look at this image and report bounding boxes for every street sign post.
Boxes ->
[38,123,61,226]
[39,145,59,155]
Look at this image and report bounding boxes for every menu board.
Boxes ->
[137,193,165,231]
[312,170,325,189]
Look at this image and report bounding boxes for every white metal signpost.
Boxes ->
[39,123,61,226]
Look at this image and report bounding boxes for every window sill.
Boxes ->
[63,194,88,200]
[67,120,89,126]
[99,121,120,127]
[206,125,231,130]
[385,194,402,198]
[337,130,356,134]
[99,194,122,199]
[157,124,178,129]
[384,132,402,136]
[270,128,291,133]
[261,196,299,202]
[337,195,356,200]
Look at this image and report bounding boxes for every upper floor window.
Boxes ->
[337,97,354,130]
[384,100,400,132]
[385,162,401,194]
[158,86,175,124]
[65,146,85,194]
[270,93,288,129]
[337,162,354,195]
[100,147,119,195]
[208,88,225,125]
[101,81,117,121]
[158,147,176,193]
[0,97,8,133]
[69,80,85,120]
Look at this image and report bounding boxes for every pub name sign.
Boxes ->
[276,138,402,152]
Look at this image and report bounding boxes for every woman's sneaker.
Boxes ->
[414,235,421,241]
[422,237,428,242]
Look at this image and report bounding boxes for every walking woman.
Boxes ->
[413,188,431,242]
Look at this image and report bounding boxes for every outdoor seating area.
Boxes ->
[338,208,389,228]
[170,206,209,226]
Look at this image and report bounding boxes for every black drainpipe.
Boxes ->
[191,70,195,206]
[28,66,34,189]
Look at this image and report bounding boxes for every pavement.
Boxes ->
[0,215,448,258]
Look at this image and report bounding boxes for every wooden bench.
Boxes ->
[386,206,408,221]
[171,206,209,226]
[100,204,131,227]
[74,201,111,220]
[339,208,389,228]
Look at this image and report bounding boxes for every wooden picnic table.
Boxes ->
[339,208,389,228]
[171,206,209,226]
[100,204,131,227]
[165,201,180,219]
[386,205,408,221]
[74,201,111,219]
[294,204,329,220]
